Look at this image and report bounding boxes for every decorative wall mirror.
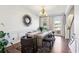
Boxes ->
[23,15,31,26]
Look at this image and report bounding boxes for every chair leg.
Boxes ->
[49,42,52,49]
[52,41,53,46]
[42,42,44,48]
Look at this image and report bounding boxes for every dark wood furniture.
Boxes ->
[21,31,54,53]
[21,36,37,53]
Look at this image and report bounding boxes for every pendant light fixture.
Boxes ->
[40,6,47,16]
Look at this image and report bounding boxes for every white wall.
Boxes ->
[65,5,74,39]
[0,6,39,47]
[74,5,79,53]
[74,6,79,36]
[65,14,74,39]
[65,6,75,52]
[69,5,79,53]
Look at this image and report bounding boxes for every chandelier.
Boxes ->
[40,6,47,16]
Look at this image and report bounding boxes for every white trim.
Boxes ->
[65,5,74,16]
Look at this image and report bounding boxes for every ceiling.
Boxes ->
[25,5,67,16]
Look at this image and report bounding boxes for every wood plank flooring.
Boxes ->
[51,36,71,53]
[5,36,71,53]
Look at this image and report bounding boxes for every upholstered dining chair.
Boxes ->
[42,33,55,49]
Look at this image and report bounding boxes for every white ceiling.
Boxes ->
[25,5,67,16]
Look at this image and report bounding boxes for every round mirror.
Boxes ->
[23,15,31,26]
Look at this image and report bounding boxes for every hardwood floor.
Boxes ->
[51,36,71,53]
[5,36,71,53]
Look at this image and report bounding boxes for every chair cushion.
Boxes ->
[48,34,52,38]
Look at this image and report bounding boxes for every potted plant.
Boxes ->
[38,27,44,32]
[0,31,8,53]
